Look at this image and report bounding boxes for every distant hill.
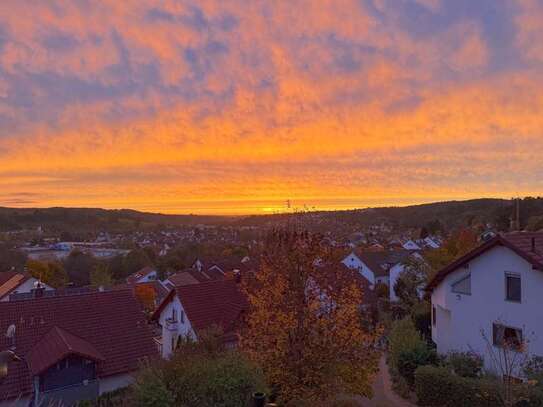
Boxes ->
[234,197,543,233]
[0,207,234,235]
[1,197,542,236]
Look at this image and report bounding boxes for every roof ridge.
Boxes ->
[53,326,72,352]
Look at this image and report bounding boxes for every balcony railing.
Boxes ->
[165,317,178,331]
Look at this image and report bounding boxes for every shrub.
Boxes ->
[513,383,543,406]
[446,351,483,378]
[375,282,389,299]
[414,365,502,407]
[390,368,412,399]
[389,317,425,369]
[411,301,432,342]
[133,334,267,407]
[524,356,543,385]
[397,346,437,386]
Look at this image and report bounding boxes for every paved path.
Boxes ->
[356,356,417,407]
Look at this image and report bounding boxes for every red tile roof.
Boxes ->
[0,271,20,286]
[0,272,31,300]
[26,326,105,375]
[168,268,224,286]
[0,290,157,399]
[152,279,247,337]
[426,232,543,293]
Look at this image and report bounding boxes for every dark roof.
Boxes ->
[0,271,20,286]
[0,290,157,399]
[126,266,156,284]
[426,232,543,293]
[26,326,104,375]
[152,279,247,336]
[354,250,412,277]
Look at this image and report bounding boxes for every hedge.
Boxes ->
[414,365,501,407]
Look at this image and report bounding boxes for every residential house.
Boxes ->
[427,232,543,376]
[126,266,158,285]
[402,239,422,251]
[0,272,53,302]
[151,278,247,359]
[163,267,226,290]
[342,249,414,301]
[0,289,157,406]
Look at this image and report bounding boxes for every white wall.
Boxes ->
[0,397,30,407]
[1,278,53,302]
[431,245,543,374]
[342,253,375,285]
[137,270,157,283]
[99,373,134,395]
[158,296,195,358]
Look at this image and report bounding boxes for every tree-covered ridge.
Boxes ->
[1,197,543,234]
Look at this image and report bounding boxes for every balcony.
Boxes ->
[165,317,178,331]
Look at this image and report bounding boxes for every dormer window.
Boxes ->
[451,274,471,295]
[505,273,521,302]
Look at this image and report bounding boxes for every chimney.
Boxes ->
[32,281,45,299]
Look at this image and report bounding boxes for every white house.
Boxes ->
[427,232,543,376]
[402,239,421,251]
[125,266,158,285]
[0,272,54,301]
[342,252,377,286]
[151,278,246,359]
[342,250,413,301]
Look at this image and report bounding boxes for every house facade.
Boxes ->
[342,250,414,301]
[152,278,247,359]
[126,266,158,285]
[427,232,543,375]
[0,272,53,302]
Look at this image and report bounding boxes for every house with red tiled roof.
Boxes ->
[0,289,157,406]
[151,278,247,359]
[0,272,53,302]
[125,266,158,285]
[427,232,543,377]
[341,249,417,302]
[163,267,225,289]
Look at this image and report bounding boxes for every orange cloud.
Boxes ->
[0,1,541,214]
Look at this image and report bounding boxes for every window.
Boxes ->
[505,273,521,302]
[451,274,471,295]
[432,306,436,326]
[171,308,176,321]
[180,310,185,324]
[493,323,523,350]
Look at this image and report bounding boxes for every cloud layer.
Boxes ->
[0,0,542,214]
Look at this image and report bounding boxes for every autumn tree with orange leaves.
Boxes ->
[241,230,380,404]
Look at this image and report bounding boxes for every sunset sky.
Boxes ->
[0,0,542,214]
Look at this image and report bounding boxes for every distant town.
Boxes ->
[1,197,543,406]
